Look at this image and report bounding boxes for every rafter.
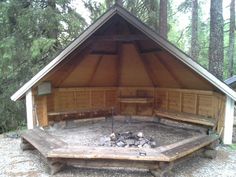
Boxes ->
[88,55,103,86]
[89,51,117,55]
[93,34,148,42]
[116,42,123,86]
[51,48,92,87]
[140,48,162,54]
[133,42,157,87]
[154,53,186,88]
[41,40,94,84]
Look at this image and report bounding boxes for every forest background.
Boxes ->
[0,0,234,132]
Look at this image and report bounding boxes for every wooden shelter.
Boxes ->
[11,4,236,175]
[225,76,236,90]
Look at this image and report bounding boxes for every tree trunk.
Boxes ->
[148,0,159,31]
[47,0,59,40]
[115,0,123,6]
[191,0,199,61]
[208,0,224,80]
[228,0,235,77]
[159,0,168,39]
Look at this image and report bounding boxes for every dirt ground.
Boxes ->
[1,118,236,177]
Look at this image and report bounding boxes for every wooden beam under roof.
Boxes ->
[88,55,104,86]
[116,42,123,86]
[154,53,186,88]
[140,48,162,54]
[52,48,92,87]
[133,42,158,86]
[93,34,148,42]
[89,51,117,56]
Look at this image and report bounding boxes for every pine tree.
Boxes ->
[228,0,235,77]
[208,0,224,79]
[190,0,199,61]
[159,0,168,38]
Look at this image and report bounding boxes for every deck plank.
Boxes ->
[47,134,218,162]
[162,135,218,161]
[22,128,218,165]
[21,129,67,156]
[48,145,169,161]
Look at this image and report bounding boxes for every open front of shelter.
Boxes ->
[11,4,236,176]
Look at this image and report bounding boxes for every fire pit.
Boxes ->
[100,131,157,148]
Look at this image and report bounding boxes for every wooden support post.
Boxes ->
[223,96,234,144]
[179,92,182,112]
[166,91,169,110]
[47,159,65,175]
[194,94,198,115]
[26,89,34,129]
[149,162,174,177]
[202,149,217,159]
[20,138,35,151]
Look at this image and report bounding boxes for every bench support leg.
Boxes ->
[150,162,174,177]
[153,116,161,123]
[205,140,219,150]
[202,149,217,159]
[201,140,218,159]
[47,159,65,175]
[20,138,35,151]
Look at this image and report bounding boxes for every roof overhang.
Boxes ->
[11,5,236,101]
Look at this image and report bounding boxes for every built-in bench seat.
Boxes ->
[154,109,215,127]
[48,107,116,121]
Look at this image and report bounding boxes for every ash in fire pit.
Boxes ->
[100,131,157,148]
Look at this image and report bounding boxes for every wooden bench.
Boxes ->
[154,110,216,128]
[48,107,116,121]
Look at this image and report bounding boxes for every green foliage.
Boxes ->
[31,38,56,59]
[228,144,236,150]
[0,0,234,132]
[0,0,87,133]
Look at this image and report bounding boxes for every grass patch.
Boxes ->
[229,144,236,150]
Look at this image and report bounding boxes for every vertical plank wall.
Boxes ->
[33,87,117,126]
[155,88,226,132]
[33,87,225,132]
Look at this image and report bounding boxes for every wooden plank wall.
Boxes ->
[33,87,117,126]
[155,88,225,118]
[155,88,226,133]
[33,87,226,132]
[52,87,117,112]
[34,95,48,126]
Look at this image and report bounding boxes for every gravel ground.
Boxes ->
[0,119,236,177]
[47,117,201,147]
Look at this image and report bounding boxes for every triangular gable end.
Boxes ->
[11,4,236,101]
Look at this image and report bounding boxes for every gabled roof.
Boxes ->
[11,4,236,101]
[225,75,236,88]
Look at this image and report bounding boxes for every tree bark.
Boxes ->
[208,0,224,80]
[228,0,235,77]
[47,0,59,40]
[190,0,199,61]
[115,0,123,6]
[159,0,168,39]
